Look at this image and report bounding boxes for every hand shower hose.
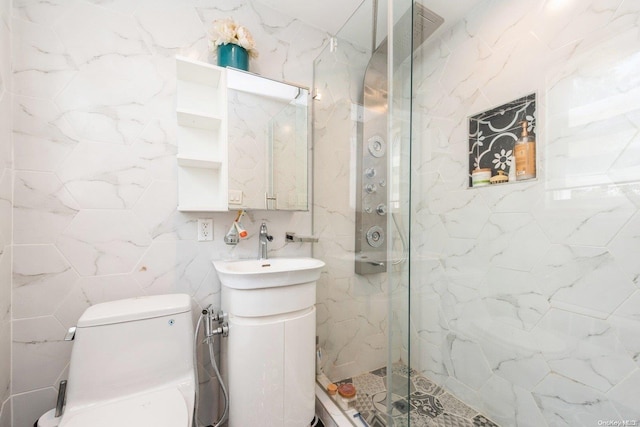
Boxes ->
[193,310,229,427]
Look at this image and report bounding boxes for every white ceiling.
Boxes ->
[255,0,483,50]
[255,0,365,35]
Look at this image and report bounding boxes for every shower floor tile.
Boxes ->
[336,363,499,427]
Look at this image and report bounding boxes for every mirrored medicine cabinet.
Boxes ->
[175,57,309,212]
[227,69,309,211]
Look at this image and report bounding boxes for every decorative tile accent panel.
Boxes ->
[468,93,536,187]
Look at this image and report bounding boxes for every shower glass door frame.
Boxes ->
[311,0,415,425]
[385,0,415,419]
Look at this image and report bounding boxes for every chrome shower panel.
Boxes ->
[355,2,443,275]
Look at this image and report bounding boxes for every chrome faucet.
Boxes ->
[258,222,273,260]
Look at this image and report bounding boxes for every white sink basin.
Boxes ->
[213,257,325,290]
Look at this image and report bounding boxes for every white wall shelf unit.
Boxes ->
[176,56,228,212]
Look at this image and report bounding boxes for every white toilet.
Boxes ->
[37,294,196,427]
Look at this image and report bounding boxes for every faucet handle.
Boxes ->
[260,222,273,240]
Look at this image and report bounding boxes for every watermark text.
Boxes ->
[598,421,638,427]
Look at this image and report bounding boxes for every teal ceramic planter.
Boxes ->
[217,43,249,71]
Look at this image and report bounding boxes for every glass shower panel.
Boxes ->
[312,0,389,388]
[408,0,640,426]
[312,0,413,424]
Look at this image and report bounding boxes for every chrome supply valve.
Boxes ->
[211,323,229,338]
[210,309,226,323]
[203,307,229,339]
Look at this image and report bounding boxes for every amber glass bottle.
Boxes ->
[514,120,536,180]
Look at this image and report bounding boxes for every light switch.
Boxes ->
[229,190,243,205]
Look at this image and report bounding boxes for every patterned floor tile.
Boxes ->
[372,392,416,417]
[370,391,389,415]
[438,393,478,419]
[356,393,376,414]
[371,366,387,377]
[392,416,408,427]
[426,413,475,427]
[371,391,387,414]
[392,398,412,415]
[410,391,444,418]
[367,413,390,427]
[410,412,437,427]
[353,372,386,395]
[392,362,418,378]
[393,413,433,427]
[413,376,445,396]
[389,373,416,397]
[472,415,499,427]
[334,363,500,427]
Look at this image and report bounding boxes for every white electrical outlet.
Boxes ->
[197,219,213,241]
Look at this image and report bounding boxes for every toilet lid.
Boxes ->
[59,388,189,427]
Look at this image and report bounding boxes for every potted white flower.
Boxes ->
[209,18,258,71]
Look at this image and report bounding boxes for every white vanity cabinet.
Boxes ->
[176,57,228,211]
[221,281,316,427]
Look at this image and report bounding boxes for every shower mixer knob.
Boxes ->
[365,184,377,194]
[366,226,385,248]
[376,204,387,215]
[367,135,386,157]
[365,168,376,178]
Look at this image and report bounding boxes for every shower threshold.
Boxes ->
[317,362,499,427]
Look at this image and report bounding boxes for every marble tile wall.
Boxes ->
[9,1,326,425]
[0,1,12,425]
[410,0,640,425]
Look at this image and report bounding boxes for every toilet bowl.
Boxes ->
[36,294,196,427]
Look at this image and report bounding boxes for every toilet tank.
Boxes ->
[64,294,195,409]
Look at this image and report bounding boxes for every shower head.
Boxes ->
[412,3,445,51]
[357,3,444,275]
[393,2,444,64]
[367,2,444,71]
[362,2,444,112]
